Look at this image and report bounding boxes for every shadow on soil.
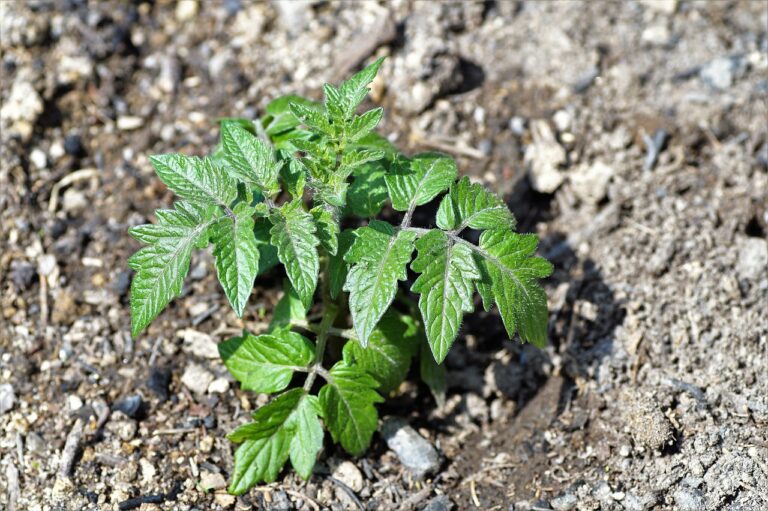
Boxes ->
[446,176,626,507]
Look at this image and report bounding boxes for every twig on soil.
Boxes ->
[48,168,99,213]
[152,427,195,436]
[59,418,84,478]
[470,479,481,507]
[400,485,432,510]
[411,132,488,160]
[147,336,163,367]
[284,489,321,511]
[328,476,365,511]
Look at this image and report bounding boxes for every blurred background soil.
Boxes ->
[1,1,767,510]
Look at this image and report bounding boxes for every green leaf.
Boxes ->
[218,328,314,393]
[474,230,553,347]
[343,221,417,346]
[220,123,281,195]
[346,162,388,218]
[436,176,515,232]
[328,229,355,299]
[254,218,279,276]
[411,230,480,363]
[290,101,333,136]
[281,157,306,199]
[286,394,324,479]
[128,201,219,336]
[337,57,385,119]
[227,388,301,494]
[342,313,418,394]
[310,206,339,256]
[263,95,320,136]
[351,132,399,161]
[385,153,457,212]
[149,154,237,207]
[211,203,260,317]
[270,200,320,309]
[340,148,385,176]
[348,107,383,142]
[319,360,383,456]
[218,118,256,135]
[269,281,307,330]
[419,340,446,407]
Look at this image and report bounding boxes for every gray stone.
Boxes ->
[550,491,577,511]
[381,417,440,479]
[0,384,16,414]
[525,120,566,193]
[700,56,746,91]
[736,237,768,281]
[422,495,454,511]
[673,487,706,511]
[26,432,47,454]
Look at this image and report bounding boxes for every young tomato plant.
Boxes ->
[127,58,552,494]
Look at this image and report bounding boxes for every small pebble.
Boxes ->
[112,394,144,419]
[30,148,47,169]
[0,384,15,414]
[331,460,364,492]
[423,495,454,511]
[182,364,214,395]
[380,417,440,479]
[117,116,144,131]
[200,471,227,492]
[207,377,230,394]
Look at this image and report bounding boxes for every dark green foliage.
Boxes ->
[127,57,552,493]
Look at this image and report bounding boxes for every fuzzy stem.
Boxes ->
[303,256,338,391]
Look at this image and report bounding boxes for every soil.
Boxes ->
[1,1,767,511]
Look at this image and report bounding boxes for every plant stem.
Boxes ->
[303,257,338,391]
[292,319,356,340]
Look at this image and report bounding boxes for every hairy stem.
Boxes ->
[303,257,337,391]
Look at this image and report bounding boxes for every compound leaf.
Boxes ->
[254,218,280,276]
[319,360,383,456]
[128,201,219,336]
[211,203,260,317]
[219,328,314,394]
[150,154,237,207]
[343,312,419,394]
[290,101,333,136]
[270,200,320,309]
[343,221,417,346]
[286,394,324,479]
[263,95,320,136]
[385,153,457,212]
[269,281,307,330]
[311,206,339,256]
[346,162,388,218]
[220,122,281,195]
[411,230,480,363]
[436,176,516,232]
[334,57,385,120]
[227,388,300,494]
[328,229,355,299]
[347,107,383,142]
[474,230,553,347]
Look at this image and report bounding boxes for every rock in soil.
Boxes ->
[380,417,440,479]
